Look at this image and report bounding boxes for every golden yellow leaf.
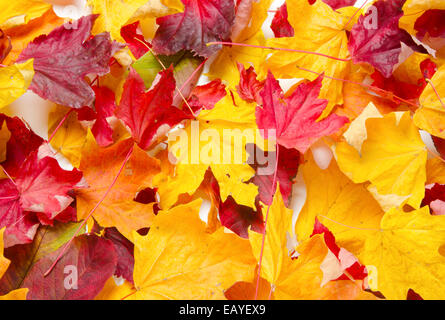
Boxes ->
[76,133,161,240]
[131,199,256,299]
[0,59,34,109]
[260,0,350,117]
[159,119,259,209]
[336,112,427,209]
[360,206,445,299]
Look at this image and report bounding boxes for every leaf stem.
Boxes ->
[43,144,135,277]
[206,41,351,62]
[255,145,279,300]
[296,65,421,108]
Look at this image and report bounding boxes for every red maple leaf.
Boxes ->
[422,183,445,216]
[17,15,122,109]
[256,71,348,153]
[348,0,425,78]
[115,67,193,150]
[152,0,236,57]
[0,146,85,246]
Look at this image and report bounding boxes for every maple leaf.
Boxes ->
[0,145,84,246]
[359,206,445,299]
[336,112,427,210]
[17,15,122,109]
[256,71,348,153]
[348,0,425,78]
[270,3,294,38]
[76,133,160,240]
[131,200,255,299]
[152,0,236,57]
[115,67,192,150]
[261,0,349,116]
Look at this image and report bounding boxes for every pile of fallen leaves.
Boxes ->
[0,0,445,300]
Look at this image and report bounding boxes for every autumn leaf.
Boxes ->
[359,206,445,299]
[76,133,160,240]
[17,15,122,109]
[256,71,348,153]
[130,199,256,299]
[152,0,236,57]
[115,67,192,150]
[336,112,427,210]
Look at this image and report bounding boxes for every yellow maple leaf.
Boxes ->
[259,0,350,118]
[336,112,427,210]
[130,199,256,299]
[0,59,34,109]
[414,64,445,139]
[360,206,445,299]
[159,119,259,209]
[296,152,384,257]
[76,133,161,240]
